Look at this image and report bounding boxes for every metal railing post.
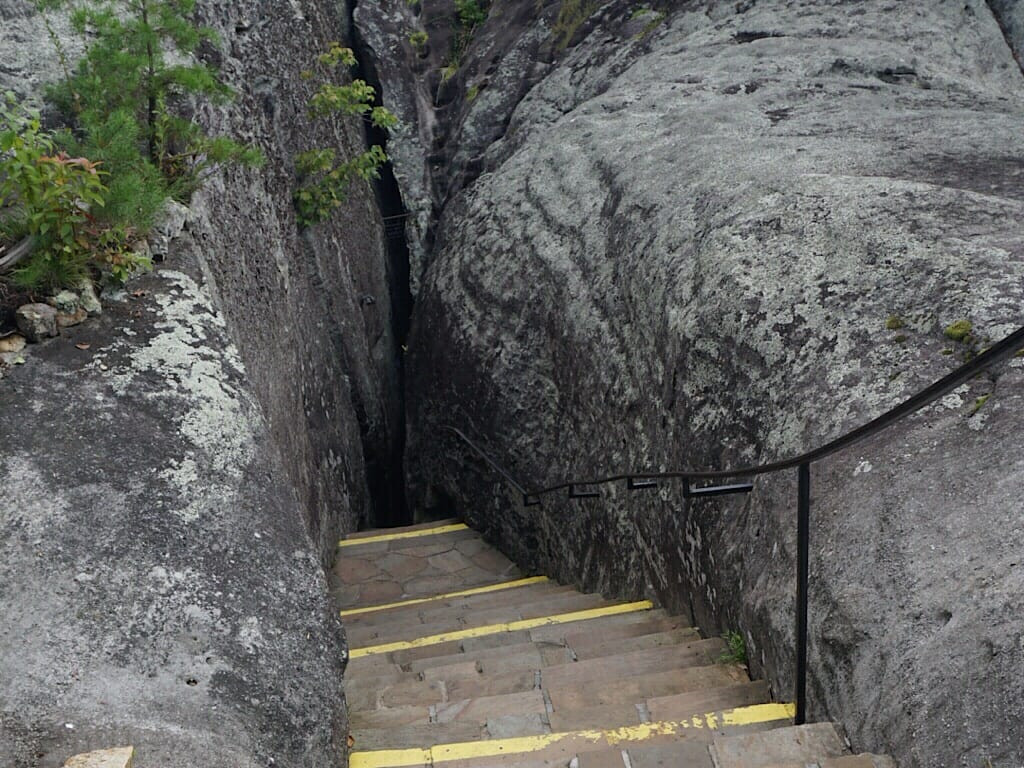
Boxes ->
[795,462,811,725]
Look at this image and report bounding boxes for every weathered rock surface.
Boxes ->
[1,0,407,765]
[989,0,1024,65]
[16,302,58,342]
[0,258,347,767]
[395,1,1024,767]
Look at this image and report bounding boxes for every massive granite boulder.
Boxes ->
[1,0,404,764]
[397,1,1024,766]
[0,257,347,767]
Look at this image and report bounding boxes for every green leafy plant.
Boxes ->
[40,0,261,193]
[455,0,487,28]
[0,95,150,292]
[552,0,599,49]
[294,44,397,227]
[718,630,747,665]
[409,30,429,52]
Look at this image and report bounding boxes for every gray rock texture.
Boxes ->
[989,0,1024,65]
[1,0,406,764]
[391,1,1024,767]
[0,258,346,767]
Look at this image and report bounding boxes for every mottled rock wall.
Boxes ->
[989,0,1024,65]
[1,0,405,764]
[0,258,347,767]
[0,0,406,554]
[384,1,1024,766]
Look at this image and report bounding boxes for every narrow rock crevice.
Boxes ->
[348,0,415,527]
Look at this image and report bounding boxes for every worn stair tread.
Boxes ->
[350,704,796,768]
[546,702,643,731]
[542,638,726,688]
[406,626,699,676]
[348,591,616,645]
[343,581,575,627]
[550,612,687,646]
[624,741,715,767]
[547,664,747,711]
[350,704,434,729]
[351,720,483,749]
[567,626,700,660]
[646,681,772,722]
[710,723,847,768]
[760,756,895,768]
[434,689,548,725]
[346,519,464,540]
[349,602,657,663]
[577,749,630,767]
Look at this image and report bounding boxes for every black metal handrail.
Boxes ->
[443,323,1024,726]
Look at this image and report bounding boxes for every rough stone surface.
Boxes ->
[391,2,1024,767]
[0,0,407,552]
[0,258,347,768]
[989,0,1024,66]
[0,0,407,765]
[16,302,59,342]
[77,280,103,316]
[63,746,133,768]
[48,291,79,314]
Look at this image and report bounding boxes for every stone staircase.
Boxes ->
[332,519,895,768]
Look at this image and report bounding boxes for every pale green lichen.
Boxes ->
[944,319,973,342]
[970,394,990,416]
[885,314,904,330]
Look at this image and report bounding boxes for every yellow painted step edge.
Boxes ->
[349,600,654,658]
[338,523,469,548]
[349,702,796,768]
[340,576,550,617]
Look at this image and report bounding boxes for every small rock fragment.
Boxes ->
[57,307,89,329]
[0,334,26,353]
[15,303,59,342]
[149,199,191,259]
[78,280,103,316]
[62,746,134,768]
[48,290,80,314]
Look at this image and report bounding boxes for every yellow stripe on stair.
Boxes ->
[349,600,654,658]
[340,576,550,617]
[338,523,469,548]
[348,702,797,768]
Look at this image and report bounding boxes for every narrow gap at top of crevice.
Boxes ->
[347,0,415,528]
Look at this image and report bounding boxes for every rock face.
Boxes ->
[389,1,1024,767]
[989,0,1024,65]
[1,0,406,765]
[0,258,346,767]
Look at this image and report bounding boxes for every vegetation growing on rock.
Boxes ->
[944,319,973,342]
[294,44,397,227]
[1,0,261,294]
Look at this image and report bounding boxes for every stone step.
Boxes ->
[710,723,847,768]
[404,625,700,677]
[760,757,896,768]
[355,703,794,768]
[646,680,772,722]
[342,579,575,627]
[348,602,659,666]
[566,626,697,660]
[369,632,720,693]
[620,741,716,767]
[347,590,615,646]
[351,720,483,750]
[545,680,771,732]
[345,519,463,540]
[546,664,747,712]
[542,638,726,689]
[547,702,642,732]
